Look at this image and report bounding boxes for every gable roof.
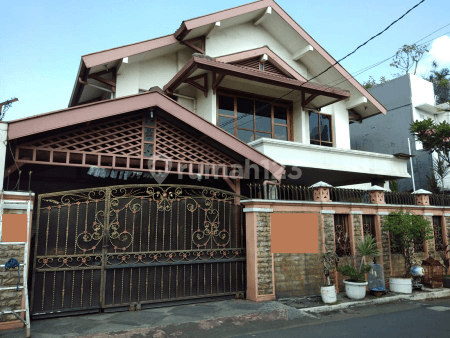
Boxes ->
[9,88,285,181]
[164,56,350,106]
[69,0,386,116]
[215,46,306,81]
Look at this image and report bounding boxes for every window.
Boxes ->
[217,93,291,143]
[334,214,351,257]
[433,216,444,252]
[309,111,332,146]
[362,215,376,239]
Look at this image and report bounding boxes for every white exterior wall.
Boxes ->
[196,74,216,124]
[205,22,308,78]
[114,22,353,148]
[410,74,436,122]
[116,63,140,97]
[139,54,178,90]
[330,101,351,149]
[292,101,306,143]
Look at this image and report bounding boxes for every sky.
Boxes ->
[1,0,450,121]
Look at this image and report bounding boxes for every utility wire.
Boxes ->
[219,1,427,129]
[327,28,450,89]
[305,0,425,84]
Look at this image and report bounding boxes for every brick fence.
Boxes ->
[242,186,450,300]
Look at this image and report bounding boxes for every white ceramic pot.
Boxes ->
[320,285,337,304]
[343,280,368,300]
[389,277,412,294]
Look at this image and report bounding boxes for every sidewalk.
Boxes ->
[3,288,450,338]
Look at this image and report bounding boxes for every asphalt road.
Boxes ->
[233,298,450,338]
[3,297,450,337]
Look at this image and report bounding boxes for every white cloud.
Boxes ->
[415,35,450,77]
[427,35,450,65]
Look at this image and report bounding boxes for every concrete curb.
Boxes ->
[299,289,450,315]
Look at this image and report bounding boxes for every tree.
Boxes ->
[383,210,433,277]
[363,76,388,89]
[411,118,450,168]
[432,156,450,190]
[427,61,450,87]
[390,43,429,76]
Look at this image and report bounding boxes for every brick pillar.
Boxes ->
[424,213,435,259]
[367,186,386,204]
[351,212,364,267]
[412,189,432,206]
[310,181,332,202]
[321,211,337,288]
[243,207,275,302]
[377,212,392,283]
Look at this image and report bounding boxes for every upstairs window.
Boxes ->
[309,111,332,147]
[217,93,291,143]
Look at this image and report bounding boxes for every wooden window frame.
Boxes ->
[216,89,293,142]
[334,214,351,257]
[308,110,333,147]
[362,215,377,239]
[433,216,444,252]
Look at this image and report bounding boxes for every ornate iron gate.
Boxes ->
[31,185,245,318]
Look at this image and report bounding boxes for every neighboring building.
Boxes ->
[350,74,450,192]
[1,0,412,326]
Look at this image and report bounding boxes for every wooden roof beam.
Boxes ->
[212,72,226,94]
[180,36,205,54]
[302,93,318,110]
[254,6,272,25]
[206,21,221,39]
[345,96,368,110]
[292,45,314,61]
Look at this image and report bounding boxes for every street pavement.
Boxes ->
[234,298,450,338]
[2,297,450,337]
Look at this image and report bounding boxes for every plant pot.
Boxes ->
[320,285,337,304]
[443,275,450,289]
[389,277,412,294]
[343,280,368,300]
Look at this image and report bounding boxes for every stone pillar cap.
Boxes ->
[309,181,333,189]
[367,185,388,191]
[412,189,432,195]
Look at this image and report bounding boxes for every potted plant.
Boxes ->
[337,236,378,300]
[383,209,433,293]
[319,251,339,303]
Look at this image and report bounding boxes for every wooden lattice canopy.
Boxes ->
[14,110,242,179]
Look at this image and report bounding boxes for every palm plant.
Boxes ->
[337,236,378,282]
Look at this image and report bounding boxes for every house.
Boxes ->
[350,73,450,192]
[1,0,417,326]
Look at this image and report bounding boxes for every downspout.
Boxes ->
[171,93,197,114]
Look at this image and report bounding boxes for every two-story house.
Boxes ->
[0,0,411,320]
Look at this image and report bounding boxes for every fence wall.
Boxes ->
[242,187,450,300]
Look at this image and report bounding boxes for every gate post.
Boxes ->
[243,205,275,302]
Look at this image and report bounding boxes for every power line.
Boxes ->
[220,1,428,130]
[305,0,425,84]
[328,28,450,89]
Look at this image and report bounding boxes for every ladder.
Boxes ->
[0,192,32,338]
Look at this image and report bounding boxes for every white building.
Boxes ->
[351,73,450,191]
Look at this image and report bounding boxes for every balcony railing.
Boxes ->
[247,183,450,206]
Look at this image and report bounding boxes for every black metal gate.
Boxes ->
[31,185,245,318]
